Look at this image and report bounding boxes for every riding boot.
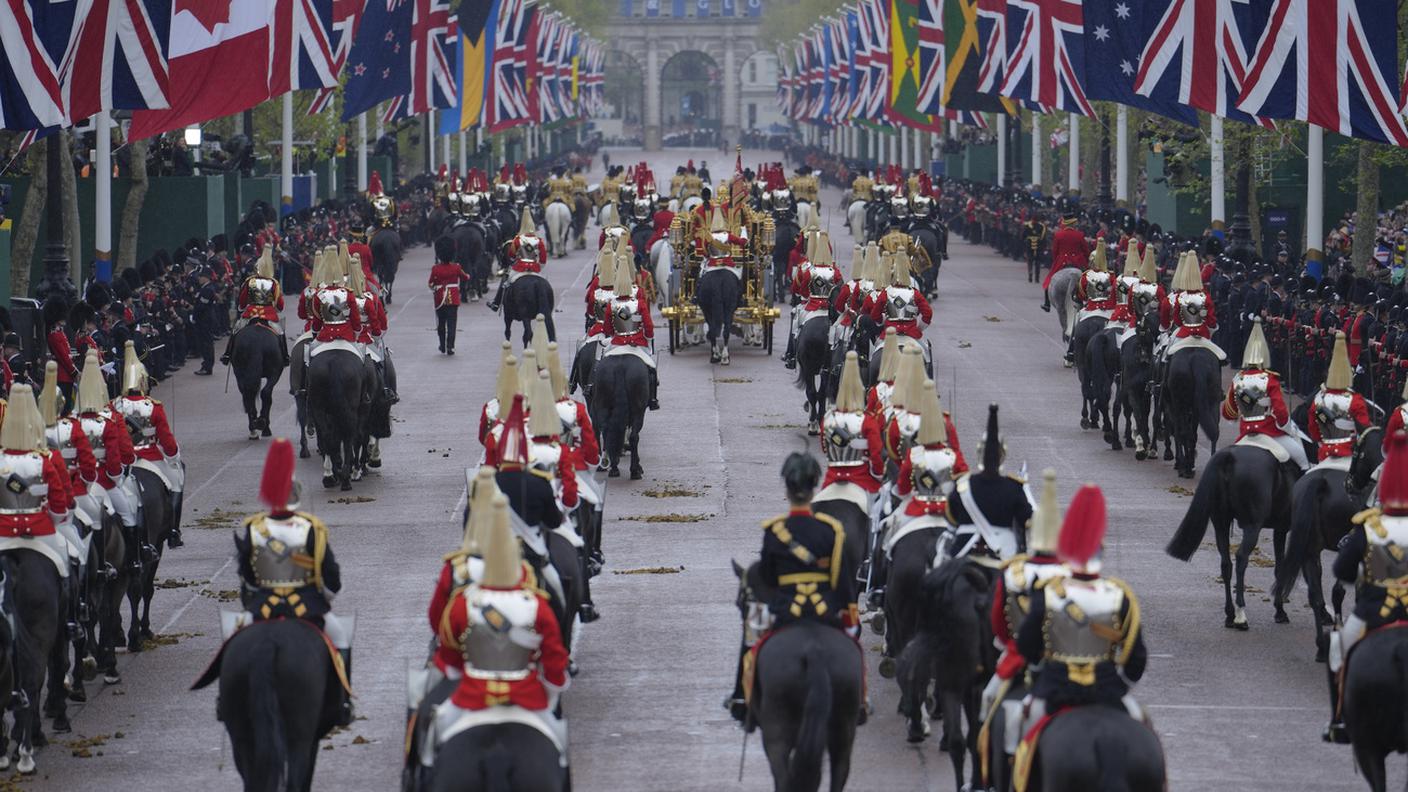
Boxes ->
[66,560,84,643]
[577,546,600,623]
[278,333,289,367]
[725,642,750,725]
[167,491,185,549]
[338,649,354,727]
[487,274,509,312]
[1324,664,1350,744]
[648,367,660,411]
[219,333,235,365]
[1042,288,1052,312]
[783,328,798,369]
[1064,336,1076,367]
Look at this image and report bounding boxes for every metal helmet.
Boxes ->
[38,361,59,428]
[479,493,523,588]
[975,403,1006,476]
[76,351,108,414]
[463,192,483,218]
[121,340,149,395]
[1325,332,1352,390]
[1241,318,1271,370]
[633,197,652,222]
[0,385,43,451]
[1028,468,1061,555]
[493,181,511,202]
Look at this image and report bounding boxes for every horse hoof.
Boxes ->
[1080,419,1091,430]
[878,656,896,679]
[352,468,364,482]
[323,476,338,489]
[1163,449,1175,461]
[368,459,382,469]
[906,721,929,743]
[0,754,10,771]
[261,426,272,438]
[1135,450,1147,461]
[1275,611,1290,624]
[1315,646,1329,664]
[104,673,122,685]
[82,655,98,680]
[66,684,86,703]
[127,635,143,652]
[16,754,34,775]
[1180,469,1195,479]
[300,446,310,460]
[630,468,643,481]
[608,468,621,479]
[51,714,71,734]
[340,479,353,492]
[248,431,259,441]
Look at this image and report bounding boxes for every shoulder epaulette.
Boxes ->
[441,549,470,563]
[1005,472,1028,485]
[813,511,843,534]
[997,553,1030,572]
[1353,507,1382,526]
[149,398,163,405]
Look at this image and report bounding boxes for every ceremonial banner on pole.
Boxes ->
[1000,0,1094,115]
[1082,0,1197,125]
[941,0,1011,114]
[888,0,940,130]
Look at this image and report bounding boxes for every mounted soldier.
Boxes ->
[222,244,286,366]
[866,252,933,361]
[1067,242,1117,365]
[1221,318,1310,472]
[1308,332,1372,464]
[940,404,1033,566]
[490,208,546,313]
[696,206,750,365]
[865,328,903,423]
[603,252,660,410]
[784,230,840,371]
[477,346,518,448]
[39,362,98,631]
[543,338,605,573]
[1041,211,1088,313]
[596,204,630,253]
[111,341,185,549]
[1159,250,1226,363]
[980,469,1070,792]
[349,251,396,403]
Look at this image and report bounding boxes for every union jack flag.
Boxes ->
[55,0,170,124]
[1129,0,1268,126]
[407,0,455,115]
[863,0,889,121]
[269,0,338,98]
[534,11,561,123]
[828,17,850,125]
[776,45,793,117]
[487,0,535,131]
[975,0,1007,95]
[308,0,363,115]
[1000,0,1094,115]
[847,8,872,119]
[916,0,944,114]
[0,1,68,129]
[1237,0,1407,145]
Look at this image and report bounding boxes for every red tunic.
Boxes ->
[310,288,363,344]
[605,294,654,348]
[507,235,548,274]
[1042,226,1089,289]
[78,412,129,489]
[237,278,284,323]
[794,266,841,313]
[560,399,600,469]
[113,396,179,461]
[1307,389,1371,461]
[445,588,568,711]
[819,413,884,493]
[1220,370,1290,440]
[988,554,1063,679]
[48,328,77,384]
[0,449,70,537]
[884,414,968,474]
[864,289,933,340]
[1160,291,1216,339]
[895,442,954,516]
[348,242,377,287]
[429,262,466,308]
[54,417,98,491]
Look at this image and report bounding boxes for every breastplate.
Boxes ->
[908,445,957,500]
[1132,283,1159,316]
[1178,292,1207,327]
[1086,272,1113,303]
[885,287,919,322]
[317,288,351,325]
[0,452,49,514]
[592,289,615,323]
[610,298,643,335]
[460,586,541,681]
[555,400,581,445]
[1234,372,1271,420]
[44,420,78,463]
[529,440,562,476]
[248,514,315,589]
[516,235,542,262]
[1045,579,1125,663]
[894,411,922,456]
[1314,390,1356,442]
[353,295,370,325]
[1002,559,1069,635]
[1366,515,1408,584]
[484,398,502,427]
[603,227,627,247]
[247,277,276,305]
[114,398,157,445]
[1116,275,1138,305]
[709,231,736,258]
[78,416,107,462]
[823,410,867,466]
[874,382,895,417]
[808,267,836,299]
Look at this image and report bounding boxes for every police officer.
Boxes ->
[192,267,219,375]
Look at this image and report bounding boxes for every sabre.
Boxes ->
[738,726,749,782]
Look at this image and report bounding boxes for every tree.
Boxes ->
[60,130,81,284]
[117,138,148,273]
[10,140,46,298]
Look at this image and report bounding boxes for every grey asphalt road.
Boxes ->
[23,148,1386,791]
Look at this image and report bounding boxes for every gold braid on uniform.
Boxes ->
[1354,508,1408,617]
[764,513,845,618]
[246,511,329,619]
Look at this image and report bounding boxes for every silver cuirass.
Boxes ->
[1314,390,1357,443]
[0,452,48,514]
[1132,282,1159,317]
[44,419,78,464]
[317,288,352,325]
[808,266,837,299]
[1233,371,1271,420]
[528,440,562,477]
[460,586,541,681]
[1085,271,1113,303]
[610,298,643,336]
[1177,292,1207,327]
[247,514,316,589]
[823,410,867,466]
[894,410,922,457]
[1044,579,1125,664]
[908,445,957,501]
[78,416,107,462]
[247,277,276,305]
[113,397,157,445]
[555,400,581,445]
[1002,559,1069,635]
[884,286,920,322]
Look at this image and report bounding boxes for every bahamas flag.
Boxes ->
[887,0,939,130]
[441,0,494,133]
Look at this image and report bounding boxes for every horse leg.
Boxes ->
[1352,744,1387,792]
[629,412,644,480]
[1272,525,1291,624]
[1213,519,1237,628]
[1304,552,1331,662]
[543,313,557,343]
[125,558,144,651]
[45,623,70,733]
[241,386,259,440]
[1231,525,1258,630]
[502,313,513,342]
[140,549,159,640]
[340,437,355,491]
[941,692,965,790]
[259,379,276,437]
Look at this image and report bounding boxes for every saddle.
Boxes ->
[1234,433,1290,463]
[428,702,567,768]
[191,615,351,694]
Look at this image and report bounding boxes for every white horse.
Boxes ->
[544,201,572,258]
[846,199,868,239]
[680,196,703,214]
[1049,266,1083,343]
[796,200,817,231]
[649,238,675,308]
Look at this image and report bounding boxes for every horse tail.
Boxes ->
[249,638,288,790]
[1274,476,1320,601]
[1088,332,1113,396]
[480,743,514,792]
[599,360,629,469]
[1196,352,1222,445]
[1093,722,1132,792]
[1167,450,1231,561]
[789,646,832,791]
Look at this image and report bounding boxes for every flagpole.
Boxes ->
[1067,113,1079,195]
[1032,111,1042,192]
[1115,105,1128,207]
[1306,124,1324,267]
[900,126,910,170]
[357,113,368,192]
[1210,115,1225,231]
[442,128,451,172]
[996,114,1007,187]
[281,93,294,216]
[428,111,437,173]
[459,130,468,176]
[95,110,112,282]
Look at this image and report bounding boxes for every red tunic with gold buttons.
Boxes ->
[0,449,71,538]
[443,585,569,710]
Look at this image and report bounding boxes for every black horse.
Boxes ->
[735,562,862,792]
[697,269,742,364]
[1161,346,1223,478]
[452,221,491,302]
[1021,706,1165,791]
[772,214,801,302]
[1275,426,1383,661]
[371,226,403,304]
[1,551,64,774]
[569,338,603,406]
[504,275,556,345]
[307,347,372,491]
[794,314,832,434]
[896,558,994,791]
[428,723,566,792]
[909,221,946,296]
[1117,311,1159,459]
[231,322,286,440]
[571,194,592,250]
[128,464,181,652]
[590,353,649,479]
[205,619,342,791]
[69,517,128,699]
[1071,314,1110,434]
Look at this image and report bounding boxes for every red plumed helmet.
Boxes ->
[513,163,527,184]
[368,170,383,196]
[259,438,296,513]
[1381,431,1408,514]
[437,163,448,180]
[1058,484,1107,573]
[687,159,694,172]
[498,165,511,182]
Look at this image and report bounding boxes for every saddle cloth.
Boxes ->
[602,344,656,369]
[814,481,872,516]
[508,270,548,285]
[883,509,950,558]
[1076,308,1113,325]
[0,535,69,578]
[1166,334,1227,362]
[431,702,567,767]
[133,454,185,493]
[1235,433,1290,463]
[1311,456,1352,473]
[309,339,362,359]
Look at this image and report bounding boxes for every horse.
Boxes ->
[796,200,817,232]
[428,723,566,792]
[649,239,675,309]
[452,220,491,302]
[896,559,994,791]
[1071,314,1111,435]
[504,275,556,345]
[696,268,742,364]
[1115,311,1159,459]
[589,353,649,480]
[1085,325,1125,451]
[371,226,403,304]
[846,199,868,239]
[0,551,64,774]
[1166,436,1305,630]
[307,346,373,491]
[1020,706,1166,792]
[68,514,128,700]
[1274,426,1382,662]
[230,322,286,440]
[771,214,801,303]
[209,619,342,792]
[1047,268,1082,346]
[1161,346,1223,478]
[908,222,946,296]
[794,314,832,435]
[734,562,862,792]
[127,462,181,652]
[571,193,592,250]
[543,200,572,258]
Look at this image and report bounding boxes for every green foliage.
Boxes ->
[759,0,851,48]
[539,0,617,35]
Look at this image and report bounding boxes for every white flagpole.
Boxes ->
[357,113,368,192]
[1067,113,1079,194]
[1307,124,1324,264]
[1032,111,1042,191]
[1115,104,1128,205]
[996,114,1007,187]
[1210,115,1225,229]
[95,109,112,280]
[281,93,294,214]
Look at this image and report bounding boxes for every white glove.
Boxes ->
[981,672,1003,717]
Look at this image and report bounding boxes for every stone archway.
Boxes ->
[604,49,646,143]
[660,51,721,146]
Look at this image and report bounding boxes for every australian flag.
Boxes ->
[1082,0,1196,126]
[341,0,417,120]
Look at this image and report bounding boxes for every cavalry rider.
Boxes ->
[223,244,287,366]
[726,452,858,724]
[1126,245,1165,327]
[72,351,142,567]
[1159,250,1225,362]
[349,252,397,405]
[784,230,841,371]
[477,345,518,447]
[1221,318,1311,472]
[1109,245,1143,328]
[1016,485,1147,743]
[541,337,604,569]
[309,249,363,347]
[865,253,933,346]
[980,468,1070,788]
[584,246,619,339]
[493,393,571,616]
[851,168,874,203]
[1308,332,1372,464]
[368,170,396,231]
[865,328,903,422]
[603,252,660,411]
[111,341,185,549]
[489,208,546,313]
[830,245,868,349]
[941,404,1031,565]
[1325,430,1408,743]
[542,168,573,211]
[39,362,97,607]
[232,438,353,727]
[1066,242,1117,364]
[1041,209,1088,313]
[0,384,73,595]
[697,207,750,365]
[681,160,703,201]
[597,204,630,253]
[894,381,960,522]
[818,352,885,501]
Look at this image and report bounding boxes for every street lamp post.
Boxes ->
[1225,135,1256,264]
[36,135,76,303]
[1098,106,1112,209]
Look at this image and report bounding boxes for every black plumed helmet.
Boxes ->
[781,452,821,502]
[84,281,111,311]
[979,403,1004,475]
[119,268,142,291]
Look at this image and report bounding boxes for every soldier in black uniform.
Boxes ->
[1022,214,1048,284]
[192,267,218,375]
[3,333,27,395]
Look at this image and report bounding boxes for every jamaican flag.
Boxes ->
[942,0,1014,115]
